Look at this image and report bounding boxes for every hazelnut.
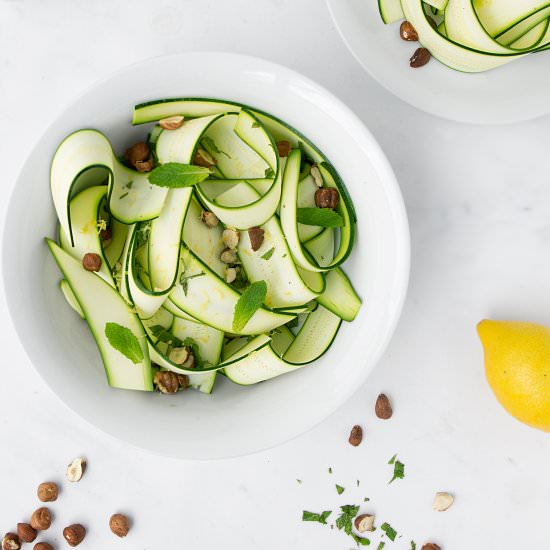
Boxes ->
[177,374,189,389]
[17,523,37,543]
[348,425,363,447]
[37,482,58,502]
[225,267,238,284]
[30,507,52,531]
[354,514,375,533]
[82,252,102,272]
[168,346,189,365]
[222,228,240,250]
[63,524,86,547]
[410,47,431,68]
[154,370,180,394]
[159,115,184,130]
[66,457,86,482]
[134,157,155,173]
[310,165,323,187]
[34,544,54,550]
[421,545,441,550]
[2,533,21,550]
[400,20,418,41]
[248,226,265,252]
[433,492,454,512]
[100,226,113,245]
[182,353,195,370]
[109,514,130,538]
[201,211,219,228]
[276,140,292,157]
[220,247,239,264]
[314,188,339,209]
[125,142,150,167]
[194,147,215,167]
[375,393,393,419]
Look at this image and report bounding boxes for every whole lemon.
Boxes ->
[478,320,550,432]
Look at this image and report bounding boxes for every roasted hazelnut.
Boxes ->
[2,533,21,550]
[276,140,292,157]
[34,543,54,550]
[37,482,58,502]
[314,188,339,209]
[433,492,454,512]
[354,514,375,533]
[248,227,265,252]
[222,228,240,250]
[168,346,189,365]
[154,370,180,394]
[375,393,393,419]
[125,142,150,167]
[30,507,52,531]
[194,147,215,167]
[201,211,219,228]
[66,458,86,482]
[109,514,130,538]
[177,374,189,389]
[63,524,86,547]
[348,425,363,447]
[100,226,113,244]
[310,165,323,187]
[400,20,418,41]
[410,47,431,68]
[159,115,184,130]
[225,267,238,284]
[182,354,195,370]
[134,157,154,173]
[421,545,441,550]
[17,523,37,543]
[220,247,239,264]
[82,252,102,272]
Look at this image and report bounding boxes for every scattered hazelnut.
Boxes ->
[433,492,454,512]
[194,147,215,167]
[2,533,21,550]
[248,227,265,252]
[63,524,86,547]
[82,252,102,272]
[225,267,238,284]
[220,247,239,264]
[182,354,195,370]
[109,514,130,538]
[222,228,240,250]
[159,115,184,130]
[177,374,189,389]
[134,157,155,173]
[375,393,393,419]
[66,457,86,483]
[310,165,323,187]
[168,346,189,365]
[314,188,339,209]
[400,20,418,41]
[410,47,431,68]
[421,544,441,550]
[276,140,292,157]
[100,226,113,245]
[201,211,219,228]
[154,370,180,394]
[125,142,150,167]
[37,482,58,502]
[17,523,37,543]
[354,514,375,533]
[34,543,54,550]
[348,425,363,447]
[30,507,52,531]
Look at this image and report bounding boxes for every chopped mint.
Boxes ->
[201,136,231,159]
[353,534,371,546]
[261,247,275,260]
[296,479,302,485]
[251,122,260,128]
[265,167,275,178]
[381,523,397,542]
[148,162,211,188]
[302,510,332,524]
[233,281,267,332]
[357,480,360,487]
[119,192,129,200]
[126,180,134,189]
[389,459,405,484]
[335,505,359,536]
[377,543,386,550]
[388,454,397,465]
[180,272,206,295]
[336,484,345,495]
[149,325,182,347]
[328,467,333,474]
[296,207,344,228]
[410,542,416,550]
[364,497,370,502]
[104,322,144,364]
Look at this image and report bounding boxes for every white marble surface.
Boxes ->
[1,1,549,548]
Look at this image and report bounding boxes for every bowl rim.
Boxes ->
[1,51,410,459]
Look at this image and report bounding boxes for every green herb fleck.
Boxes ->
[182,337,205,368]
[119,192,129,200]
[336,484,345,495]
[126,180,134,189]
[335,505,359,535]
[297,207,344,228]
[251,122,260,128]
[148,162,211,188]
[357,480,360,487]
[389,458,405,484]
[296,479,302,485]
[364,497,370,502]
[410,542,416,550]
[377,543,386,550]
[232,280,267,332]
[328,467,333,474]
[286,317,299,329]
[388,454,397,465]
[104,322,144,364]
[201,136,231,159]
[180,272,205,295]
[302,510,332,524]
[265,167,275,178]
[353,534,371,546]
[261,247,275,260]
[381,523,397,542]
[149,325,182,347]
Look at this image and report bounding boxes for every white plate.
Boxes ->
[2,52,409,459]
[327,0,550,124]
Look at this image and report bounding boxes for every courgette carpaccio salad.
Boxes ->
[47,99,361,395]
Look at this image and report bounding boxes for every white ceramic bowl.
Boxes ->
[2,52,409,459]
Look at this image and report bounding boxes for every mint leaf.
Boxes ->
[353,534,371,546]
[335,505,359,535]
[261,247,275,260]
[182,337,205,368]
[232,280,267,332]
[302,510,332,524]
[381,523,397,541]
[297,208,343,228]
[149,325,182,347]
[148,163,211,188]
[389,458,405,484]
[265,167,275,178]
[388,454,397,465]
[336,484,345,495]
[105,322,143,364]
